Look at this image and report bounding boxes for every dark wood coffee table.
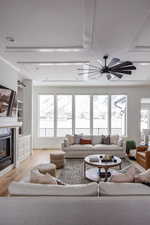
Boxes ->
[83,154,122,182]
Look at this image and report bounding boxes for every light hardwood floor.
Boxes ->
[0,150,55,196]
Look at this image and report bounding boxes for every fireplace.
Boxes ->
[0,128,14,171]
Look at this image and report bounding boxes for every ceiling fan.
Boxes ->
[78,55,136,80]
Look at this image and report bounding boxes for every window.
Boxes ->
[75,95,90,135]
[93,95,108,135]
[57,95,72,137]
[140,98,150,143]
[38,94,127,137]
[111,95,127,135]
[39,95,54,137]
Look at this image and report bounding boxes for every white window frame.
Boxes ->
[38,94,127,138]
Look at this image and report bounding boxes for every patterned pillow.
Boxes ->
[102,135,110,145]
[110,135,119,145]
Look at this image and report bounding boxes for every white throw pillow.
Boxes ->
[30,169,57,185]
[110,166,136,183]
[110,135,119,145]
[65,135,75,145]
[92,136,102,145]
[135,169,150,183]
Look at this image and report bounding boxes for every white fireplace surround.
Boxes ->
[0,119,22,176]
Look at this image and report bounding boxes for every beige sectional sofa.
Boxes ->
[62,135,127,158]
[8,177,98,196]
[9,178,150,197]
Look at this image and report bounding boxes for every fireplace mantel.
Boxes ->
[0,121,22,128]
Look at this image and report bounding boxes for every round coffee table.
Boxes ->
[84,154,122,182]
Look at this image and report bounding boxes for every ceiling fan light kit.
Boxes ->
[78,55,136,80]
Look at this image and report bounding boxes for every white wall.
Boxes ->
[33,85,150,149]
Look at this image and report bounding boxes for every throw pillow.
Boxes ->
[31,169,57,185]
[74,134,83,144]
[135,169,150,183]
[65,135,75,145]
[110,166,136,183]
[110,135,119,145]
[92,135,102,145]
[102,135,110,145]
[117,136,124,147]
[80,138,92,145]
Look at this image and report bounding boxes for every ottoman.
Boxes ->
[50,151,65,169]
[34,163,56,177]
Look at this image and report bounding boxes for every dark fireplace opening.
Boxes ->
[0,128,14,171]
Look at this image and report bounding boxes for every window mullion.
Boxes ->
[54,95,57,137]
[108,95,111,135]
[90,95,93,136]
[72,95,75,135]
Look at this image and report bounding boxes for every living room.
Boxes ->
[1,0,150,224]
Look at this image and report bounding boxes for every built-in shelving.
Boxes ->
[17,85,23,135]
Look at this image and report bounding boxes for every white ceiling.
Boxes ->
[0,0,150,86]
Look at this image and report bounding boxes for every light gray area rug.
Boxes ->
[58,158,140,184]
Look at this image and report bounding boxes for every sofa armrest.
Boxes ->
[137,146,148,152]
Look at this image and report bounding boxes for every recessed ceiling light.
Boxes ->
[5,36,15,42]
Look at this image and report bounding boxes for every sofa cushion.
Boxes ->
[93,144,122,151]
[99,182,150,196]
[8,181,98,196]
[92,135,102,145]
[69,144,93,151]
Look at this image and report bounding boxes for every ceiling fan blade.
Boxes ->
[111,70,132,75]
[111,65,136,72]
[77,68,98,71]
[108,58,120,67]
[78,70,99,75]
[110,61,133,70]
[87,64,100,69]
[97,59,103,67]
[111,72,123,79]
[118,71,132,75]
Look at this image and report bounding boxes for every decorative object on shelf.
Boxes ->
[78,54,136,80]
[143,129,150,146]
